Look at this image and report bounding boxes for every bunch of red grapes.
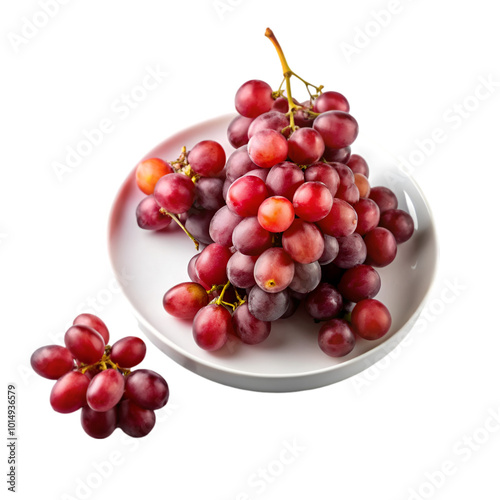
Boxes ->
[30,314,169,438]
[135,29,414,358]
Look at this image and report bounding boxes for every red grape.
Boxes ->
[292,181,333,222]
[282,219,324,264]
[316,198,358,238]
[257,196,295,232]
[163,282,209,319]
[226,175,269,217]
[195,243,232,286]
[87,369,125,412]
[64,325,105,364]
[304,162,340,197]
[136,195,173,231]
[73,313,110,345]
[313,111,359,149]
[248,129,289,169]
[364,227,398,267]
[254,247,295,293]
[351,299,391,340]
[248,111,290,139]
[50,371,89,414]
[318,319,356,357]
[188,140,226,177]
[235,80,274,118]
[354,198,380,236]
[232,216,272,256]
[154,173,195,214]
[287,128,325,165]
[109,336,147,368]
[313,91,350,113]
[265,161,304,200]
[347,154,369,177]
[30,345,74,380]
[192,304,233,351]
[289,261,321,294]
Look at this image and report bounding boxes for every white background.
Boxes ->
[2,1,500,499]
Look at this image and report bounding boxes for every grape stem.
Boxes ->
[159,209,200,251]
[215,280,237,310]
[265,28,324,127]
[79,347,131,376]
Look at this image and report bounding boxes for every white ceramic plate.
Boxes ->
[108,114,438,392]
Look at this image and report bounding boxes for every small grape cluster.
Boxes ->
[135,28,415,358]
[30,314,169,439]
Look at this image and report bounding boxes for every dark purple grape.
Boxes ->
[248,286,290,322]
[232,303,271,345]
[117,400,156,438]
[333,233,367,269]
[305,283,343,321]
[209,205,243,247]
[184,209,216,245]
[318,234,340,266]
[337,264,381,302]
[81,406,117,439]
[227,252,258,288]
[232,216,272,256]
[224,146,259,183]
[125,369,169,410]
[379,209,415,243]
[347,154,369,178]
[227,115,253,148]
[195,177,225,211]
[369,186,398,214]
[322,146,351,164]
[289,261,322,294]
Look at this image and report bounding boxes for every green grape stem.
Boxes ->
[265,28,324,128]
